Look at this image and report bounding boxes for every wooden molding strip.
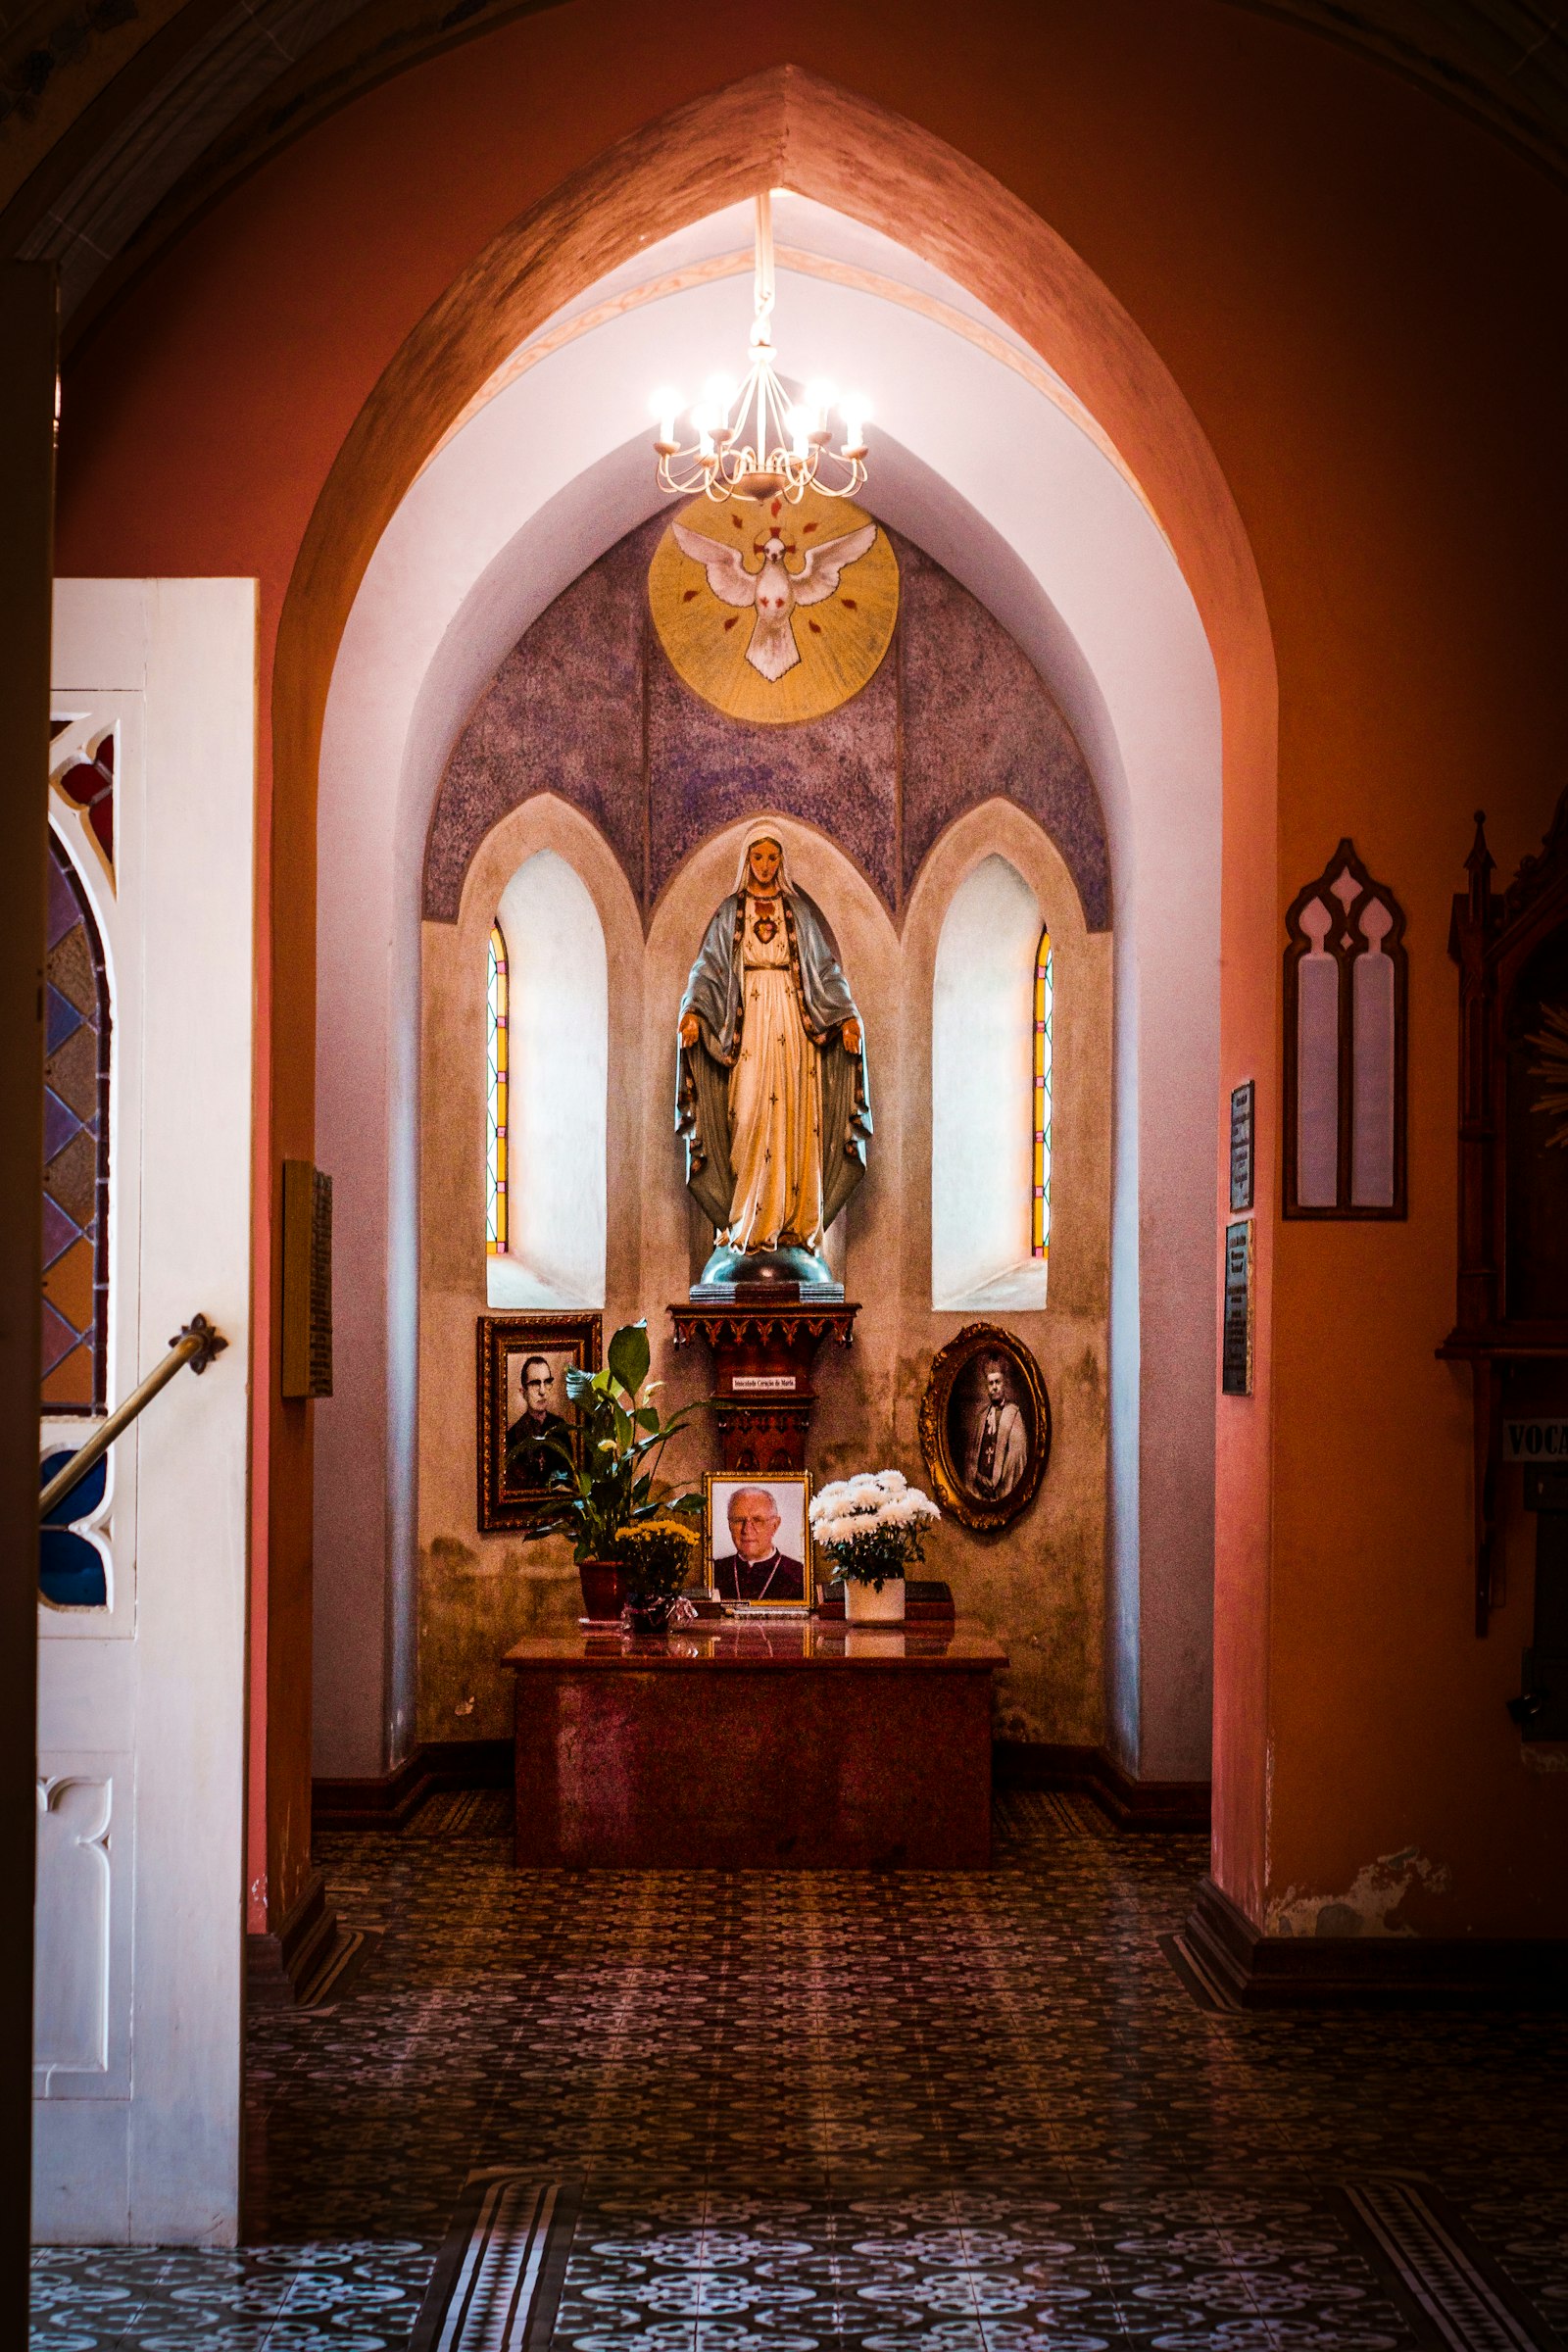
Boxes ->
[245,1866,338,2007]
[1186,1874,1568,2009]
[312,1737,513,1830]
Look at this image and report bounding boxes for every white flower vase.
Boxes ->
[844,1575,906,1624]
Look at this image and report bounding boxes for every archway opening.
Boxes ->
[298,152,1256,1805]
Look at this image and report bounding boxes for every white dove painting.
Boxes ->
[649,490,901,726]
[670,517,878,683]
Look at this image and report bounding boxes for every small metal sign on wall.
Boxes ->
[1230,1080,1254,1213]
[1222,1219,1254,1397]
[1502,1419,1568,1463]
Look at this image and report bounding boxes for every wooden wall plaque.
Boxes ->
[281,1159,333,1399]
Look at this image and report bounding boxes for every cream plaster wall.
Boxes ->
[417,799,1110,1750]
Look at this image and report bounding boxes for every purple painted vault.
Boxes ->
[424,514,1108,930]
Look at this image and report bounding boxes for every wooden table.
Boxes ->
[502,1620,1008,1870]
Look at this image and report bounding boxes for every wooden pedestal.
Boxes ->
[668,1297,858,1471]
[504,1622,1006,1869]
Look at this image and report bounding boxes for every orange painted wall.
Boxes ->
[53,0,1568,1936]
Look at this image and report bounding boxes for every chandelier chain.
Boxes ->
[651,192,870,507]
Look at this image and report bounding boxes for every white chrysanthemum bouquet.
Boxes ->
[808,1468,941,1592]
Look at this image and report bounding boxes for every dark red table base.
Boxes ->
[504,1625,1005,1870]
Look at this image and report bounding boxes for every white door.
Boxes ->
[35,579,257,2244]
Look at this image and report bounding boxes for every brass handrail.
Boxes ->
[39,1314,228,1522]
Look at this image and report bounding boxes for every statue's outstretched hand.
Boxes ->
[843,1019,861,1054]
[678,1011,701,1050]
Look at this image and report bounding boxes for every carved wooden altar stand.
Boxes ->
[503,1621,1007,1870]
[668,1296,858,1471]
[1439,802,1568,1636]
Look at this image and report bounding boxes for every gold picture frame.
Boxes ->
[704,1471,815,1608]
[918,1323,1051,1532]
[477,1312,601,1535]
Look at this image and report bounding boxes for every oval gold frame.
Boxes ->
[918,1321,1052,1533]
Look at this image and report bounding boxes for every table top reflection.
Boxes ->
[502,1618,1007,1672]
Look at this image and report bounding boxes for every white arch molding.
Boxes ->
[313,190,1221,1785]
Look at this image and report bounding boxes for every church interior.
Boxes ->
[3,1,1567,2343]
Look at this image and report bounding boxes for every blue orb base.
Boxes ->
[691,1242,843,1302]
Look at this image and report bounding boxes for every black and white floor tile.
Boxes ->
[29,1788,1568,2350]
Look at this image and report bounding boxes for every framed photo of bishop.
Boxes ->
[704,1472,814,1609]
[918,1323,1052,1532]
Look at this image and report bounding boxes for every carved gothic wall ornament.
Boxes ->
[918,1323,1052,1533]
[1282,839,1408,1219]
[648,485,900,726]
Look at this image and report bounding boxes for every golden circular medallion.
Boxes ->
[648,486,899,726]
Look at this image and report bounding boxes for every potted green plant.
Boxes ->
[808,1470,940,1623]
[616,1516,703,1635]
[531,1321,705,1621]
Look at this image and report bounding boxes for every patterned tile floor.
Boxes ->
[29,1789,1568,2350]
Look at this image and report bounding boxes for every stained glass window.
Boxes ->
[1032,925,1053,1260]
[55,730,115,865]
[43,832,111,1413]
[486,923,509,1255]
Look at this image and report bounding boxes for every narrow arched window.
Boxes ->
[43,831,111,1413]
[486,923,509,1255]
[933,857,1049,1310]
[488,852,608,1308]
[1032,925,1053,1260]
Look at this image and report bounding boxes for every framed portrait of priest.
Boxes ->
[705,1472,814,1608]
[918,1323,1052,1532]
[477,1312,601,1534]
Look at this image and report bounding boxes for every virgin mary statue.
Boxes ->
[677,825,871,1290]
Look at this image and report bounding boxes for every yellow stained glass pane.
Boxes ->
[487,926,509,1254]
[42,1341,94,1408]
[1032,926,1053,1263]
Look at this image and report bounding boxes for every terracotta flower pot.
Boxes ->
[578,1559,627,1622]
[844,1575,906,1624]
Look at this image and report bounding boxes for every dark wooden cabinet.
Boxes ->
[1440,796,1568,1632]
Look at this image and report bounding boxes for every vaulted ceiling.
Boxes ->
[2,0,1562,346]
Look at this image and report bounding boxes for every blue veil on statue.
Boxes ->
[675,821,872,1285]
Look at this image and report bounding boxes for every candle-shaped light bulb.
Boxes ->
[785,407,811,459]
[703,372,739,423]
[839,394,871,451]
[805,376,837,428]
[691,403,716,459]
[649,386,683,444]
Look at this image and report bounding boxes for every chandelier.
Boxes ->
[651,192,871,506]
